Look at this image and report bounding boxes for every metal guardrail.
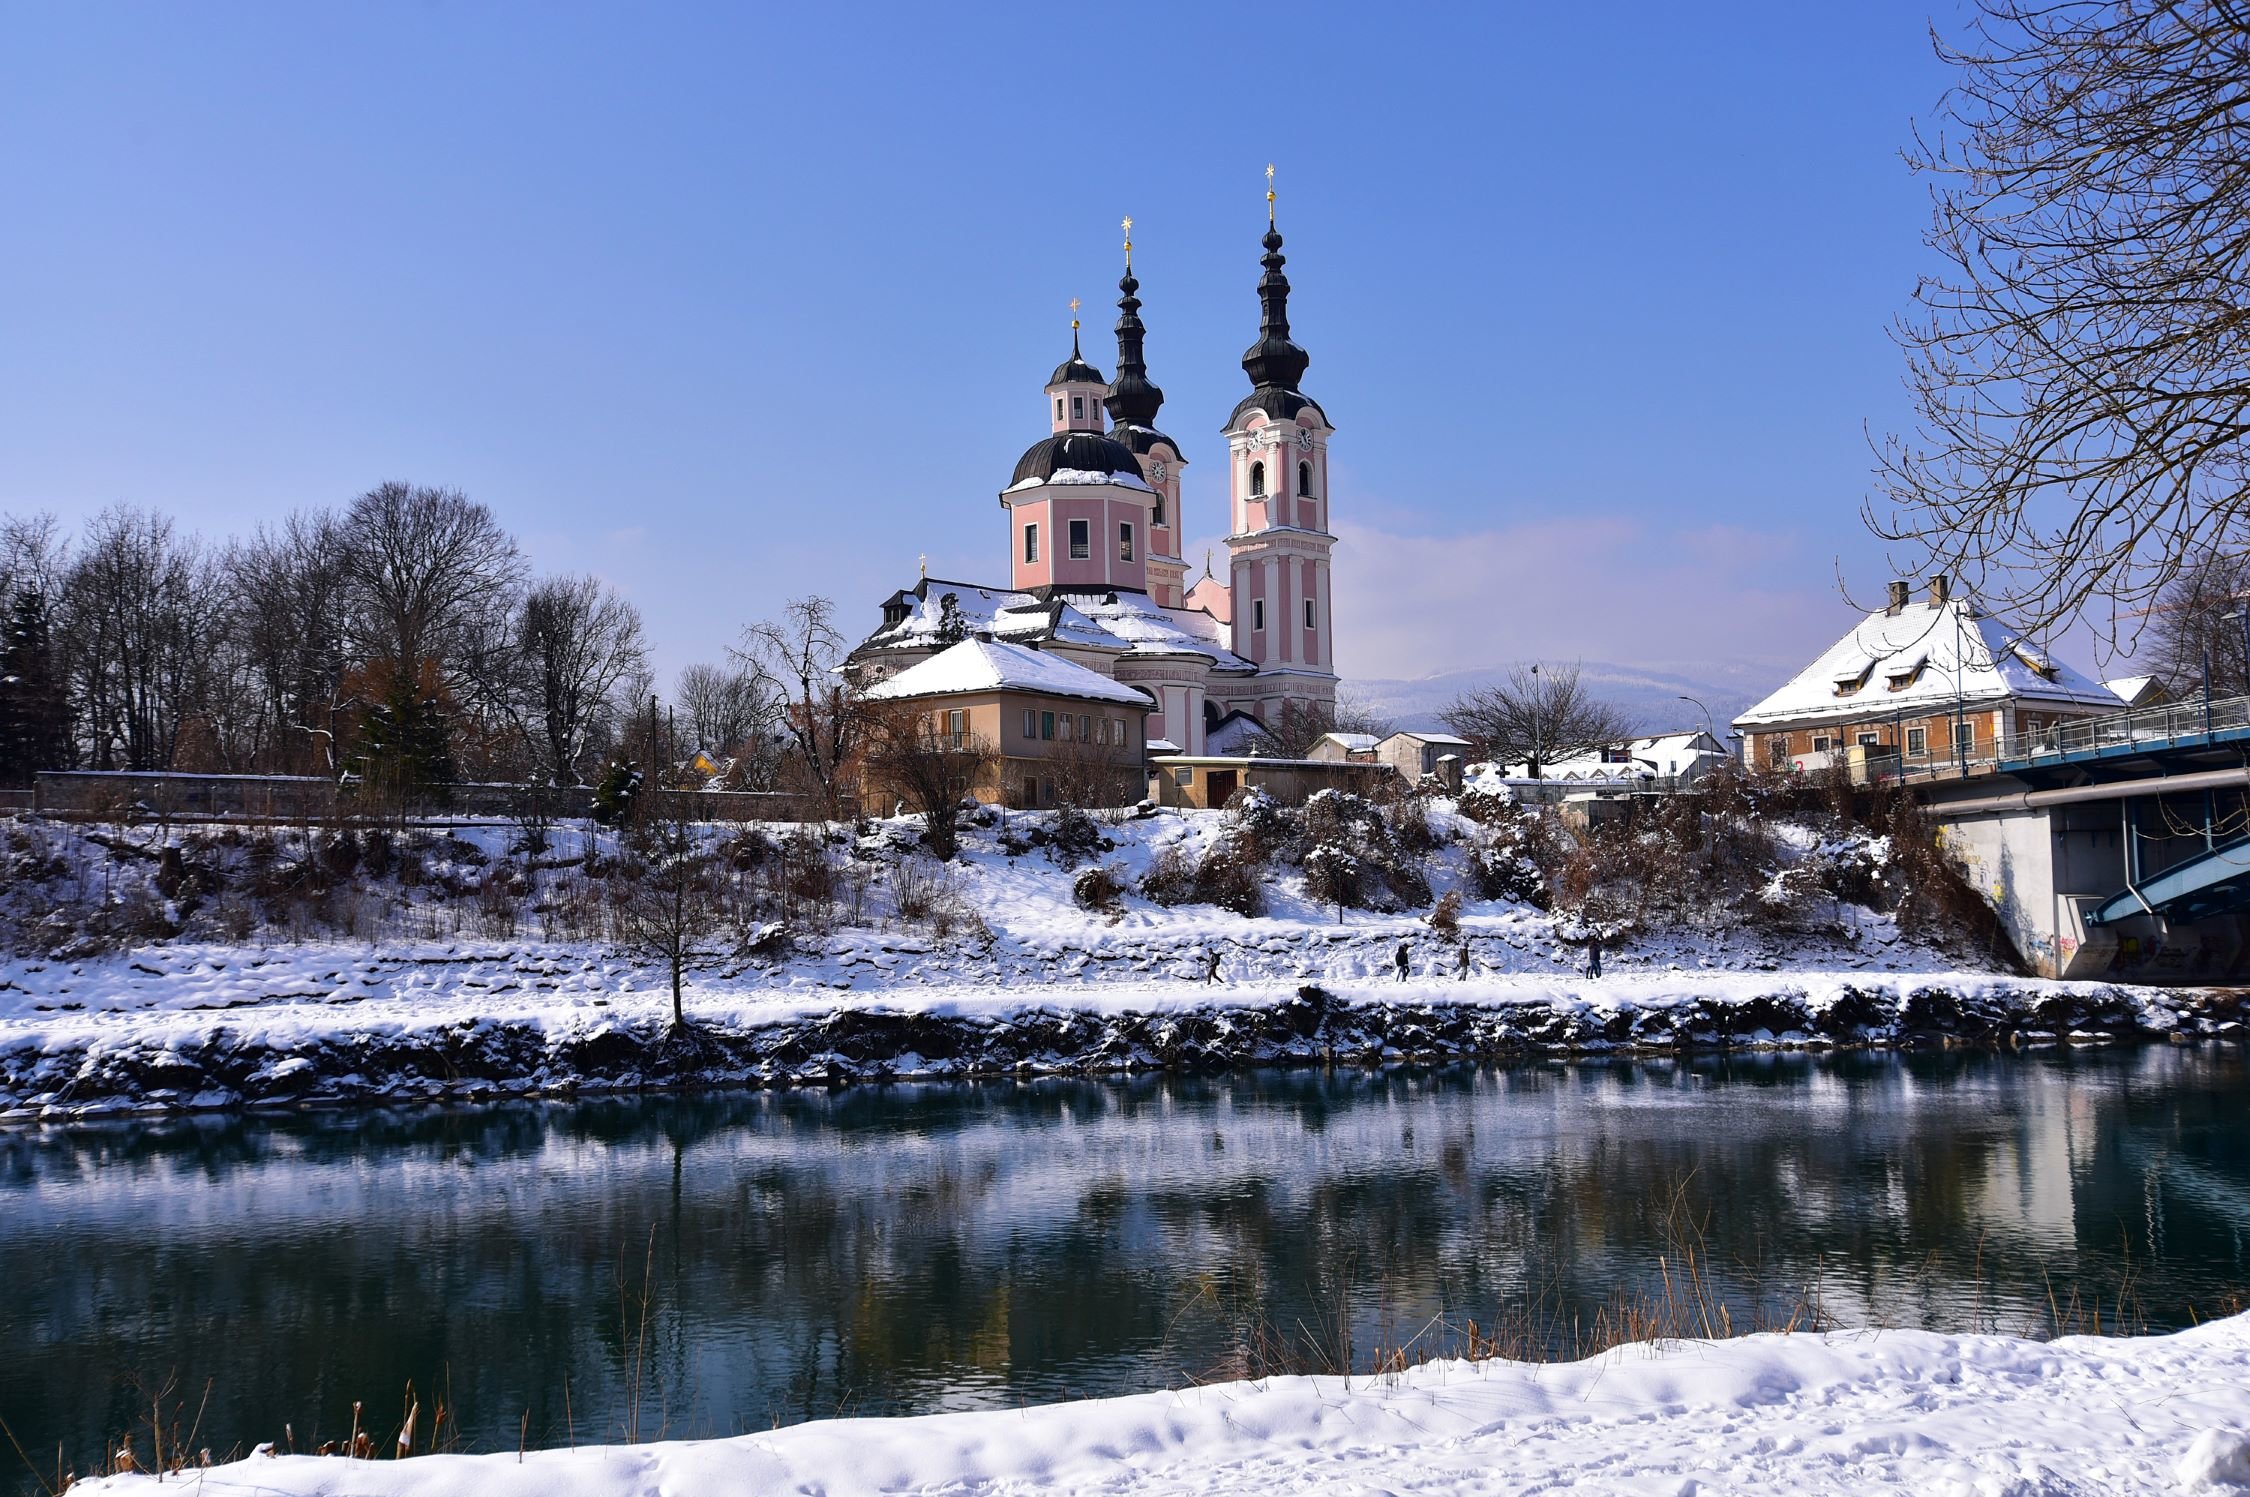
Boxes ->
[1996,693,2250,765]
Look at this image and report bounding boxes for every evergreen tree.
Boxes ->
[934,592,968,646]
[0,588,70,786]
[356,670,458,807]
[590,756,643,826]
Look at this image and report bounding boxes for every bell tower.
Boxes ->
[1104,216,1189,609]
[1223,166,1337,727]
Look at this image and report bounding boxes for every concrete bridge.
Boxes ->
[1913,694,2250,982]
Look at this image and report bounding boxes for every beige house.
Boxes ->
[1733,576,2124,774]
[1374,730,1472,788]
[1147,755,1398,809]
[858,636,1153,809]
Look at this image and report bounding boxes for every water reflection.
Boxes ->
[1,1046,2244,1483]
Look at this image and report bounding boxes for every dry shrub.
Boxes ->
[1427,888,1463,936]
[1072,863,1126,915]
[1299,789,1430,911]
[1385,792,1439,853]
[890,857,940,922]
[1139,843,1198,907]
[1193,835,1267,916]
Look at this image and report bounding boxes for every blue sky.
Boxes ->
[0,1,1984,694]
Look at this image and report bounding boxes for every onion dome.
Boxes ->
[1048,326,1105,388]
[1104,263,1167,432]
[1229,208,1328,429]
[1009,429,1146,486]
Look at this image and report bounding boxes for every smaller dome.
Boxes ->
[1049,351,1106,387]
[1227,388,1328,430]
[1010,430,1144,486]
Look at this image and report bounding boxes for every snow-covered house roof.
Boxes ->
[1733,594,2122,729]
[2104,675,2167,708]
[1317,732,1380,754]
[859,638,1154,709]
[1512,731,1729,782]
[1381,731,1471,749]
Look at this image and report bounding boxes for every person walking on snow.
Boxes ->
[1457,938,1472,981]
[1204,948,1223,985]
[1394,938,1411,983]
[1586,932,1603,979]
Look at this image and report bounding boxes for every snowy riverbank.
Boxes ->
[74,1314,2250,1494]
[2,939,2241,1119]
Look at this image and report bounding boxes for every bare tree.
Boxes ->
[1872,1,2250,650]
[0,512,67,607]
[859,704,990,858]
[674,661,774,761]
[1242,690,1397,757]
[1440,662,1632,778]
[339,482,523,679]
[516,574,647,784]
[734,597,860,809]
[221,512,350,772]
[612,789,721,1031]
[59,506,216,770]
[2145,545,2250,697]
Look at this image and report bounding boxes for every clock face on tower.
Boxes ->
[1150,460,1168,483]
[1295,429,1314,453]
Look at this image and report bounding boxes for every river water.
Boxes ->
[2,1044,2245,1482]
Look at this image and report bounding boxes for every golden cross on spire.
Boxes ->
[1265,162,1276,225]
[918,552,927,579]
[1068,295,1080,329]
[1121,214,1133,269]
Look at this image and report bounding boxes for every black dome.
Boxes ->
[1111,423,1180,457]
[1010,430,1144,486]
[1049,352,1105,386]
[1226,388,1328,429]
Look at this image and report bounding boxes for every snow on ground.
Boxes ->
[1,804,2237,1118]
[76,1316,2250,1495]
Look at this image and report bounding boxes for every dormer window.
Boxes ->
[1298,461,1313,496]
[1249,461,1266,497]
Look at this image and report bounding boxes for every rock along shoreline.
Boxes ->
[5,976,2245,1123]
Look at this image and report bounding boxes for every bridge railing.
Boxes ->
[1997,693,2250,766]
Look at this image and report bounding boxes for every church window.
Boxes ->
[1119,522,1134,562]
[1023,524,1039,564]
[1153,493,1166,526]
[1252,599,1266,631]
[1303,597,1315,629]
[1072,395,1085,419]
[1249,461,1266,497]
[1298,461,1313,496]
[1069,519,1089,559]
[1055,398,1063,421]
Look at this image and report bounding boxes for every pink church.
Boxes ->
[848,203,1339,755]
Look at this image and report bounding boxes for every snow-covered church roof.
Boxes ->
[858,578,1254,674]
[1733,593,2125,729]
[859,638,1155,708]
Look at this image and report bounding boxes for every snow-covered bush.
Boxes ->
[1138,842,1197,907]
[1297,789,1431,911]
[1454,773,1518,827]
[1045,805,1109,868]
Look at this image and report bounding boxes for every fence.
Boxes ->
[25,771,849,825]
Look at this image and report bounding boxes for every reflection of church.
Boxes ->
[847,181,1339,754]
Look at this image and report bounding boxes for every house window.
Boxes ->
[1421,744,1438,774]
[1907,726,1927,756]
[1174,766,1193,786]
[1953,720,1976,750]
[1767,737,1788,767]
[1249,461,1266,496]
[1857,732,1880,748]
[1252,599,1266,631]
[1298,460,1312,496]
[1023,709,1037,739]
[1811,735,1833,753]
[1023,524,1039,564]
[1303,597,1315,629]
[1041,711,1056,740]
[1069,519,1089,559]
[1059,714,1074,742]
[1119,522,1134,562]
[1111,717,1124,745]
[944,709,968,749]
[1071,395,1085,419]
[1080,714,1092,742]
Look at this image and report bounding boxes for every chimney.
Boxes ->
[1927,573,1950,609]
[1885,579,1910,615]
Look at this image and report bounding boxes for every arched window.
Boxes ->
[1249,461,1266,497]
[1298,461,1313,496]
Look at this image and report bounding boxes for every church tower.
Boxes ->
[1222,169,1337,727]
[1104,218,1189,609]
[1001,306,1161,597]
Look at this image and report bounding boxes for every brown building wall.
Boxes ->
[866,689,1150,810]
[1744,702,2101,768]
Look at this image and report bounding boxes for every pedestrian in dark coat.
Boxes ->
[1587,933,1603,979]
[1394,938,1411,983]
[1205,948,1223,984]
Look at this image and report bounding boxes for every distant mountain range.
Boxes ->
[1344,658,1797,740]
